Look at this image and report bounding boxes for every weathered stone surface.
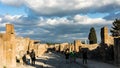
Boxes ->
[16,37,30,63]
[0,38,3,68]
[37,44,48,57]
[81,44,99,51]
[59,43,68,52]
[2,34,16,68]
[6,24,14,34]
[101,26,114,46]
[74,40,82,52]
[69,44,74,52]
[29,40,35,52]
[54,44,60,51]
[0,24,51,67]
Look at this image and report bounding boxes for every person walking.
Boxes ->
[26,51,31,65]
[30,49,36,65]
[82,50,88,64]
[65,49,70,63]
[70,51,76,63]
[22,54,26,65]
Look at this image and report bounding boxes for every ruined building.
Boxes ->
[0,24,48,68]
[0,24,16,67]
[101,26,114,46]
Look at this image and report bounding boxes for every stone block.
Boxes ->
[37,44,48,57]
[74,40,82,52]
[6,24,14,34]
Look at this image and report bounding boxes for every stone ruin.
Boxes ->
[0,24,16,68]
[50,26,119,65]
[54,44,60,52]
[59,43,69,52]
[74,40,99,52]
[74,40,82,52]
[52,40,99,53]
[47,26,115,54]
[0,24,48,68]
[101,26,114,46]
[41,26,119,66]
[0,24,119,67]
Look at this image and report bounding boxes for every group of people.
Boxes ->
[65,49,88,64]
[22,49,36,65]
[65,49,76,63]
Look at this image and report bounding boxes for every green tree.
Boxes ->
[110,19,120,37]
[88,27,97,44]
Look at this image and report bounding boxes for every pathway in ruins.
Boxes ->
[16,51,85,68]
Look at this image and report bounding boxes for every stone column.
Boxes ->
[6,24,14,34]
[2,24,16,68]
[0,38,4,68]
[74,40,81,52]
[29,40,35,52]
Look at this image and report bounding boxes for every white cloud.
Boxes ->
[25,0,120,14]
[0,31,5,33]
[37,14,113,26]
[0,18,2,22]
[1,0,120,16]
[0,0,118,42]
[0,22,10,27]
[0,0,24,6]
[0,14,114,42]
[74,15,112,24]
[3,14,21,21]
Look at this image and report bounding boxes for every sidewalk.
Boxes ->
[76,58,119,68]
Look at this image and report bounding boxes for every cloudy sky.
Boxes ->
[0,0,120,43]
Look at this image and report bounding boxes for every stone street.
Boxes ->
[16,51,84,68]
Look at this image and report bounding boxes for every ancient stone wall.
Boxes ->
[101,26,114,46]
[0,25,16,68]
[51,40,99,53]
[29,40,35,51]
[0,38,3,68]
[54,44,60,51]
[69,44,74,52]
[74,40,82,52]
[81,44,99,51]
[6,24,14,34]
[59,43,69,52]
[15,37,30,63]
[0,24,49,67]
[37,44,48,57]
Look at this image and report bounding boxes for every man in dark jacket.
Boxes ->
[82,51,88,64]
[30,49,36,65]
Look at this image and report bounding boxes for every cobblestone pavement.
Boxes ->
[16,51,84,68]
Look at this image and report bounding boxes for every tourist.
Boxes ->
[82,50,88,64]
[70,51,76,63]
[22,54,26,65]
[30,49,36,65]
[73,51,76,63]
[65,49,70,63]
[26,51,31,65]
